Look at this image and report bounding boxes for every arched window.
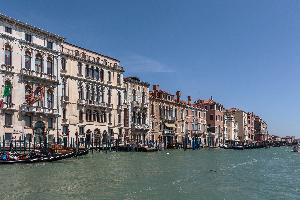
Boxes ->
[91,86,95,103]
[86,85,90,101]
[78,62,82,75]
[79,110,83,121]
[86,109,92,122]
[47,57,53,75]
[118,91,121,105]
[96,87,100,103]
[85,65,89,77]
[107,89,111,104]
[117,74,121,85]
[47,89,54,109]
[89,66,94,79]
[25,50,31,70]
[100,69,104,82]
[142,91,145,104]
[35,54,43,73]
[142,113,146,124]
[78,84,84,100]
[95,67,99,80]
[61,57,66,70]
[108,71,111,82]
[62,108,66,119]
[4,44,12,66]
[81,52,86,59]
[93,110,99,122]
[75,50,79,57]
[132,89,136,101]
[96,57,100,63]
[62,79,67,97]
[101,88,104,103]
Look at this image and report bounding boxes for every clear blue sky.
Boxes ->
[1,0,299,136]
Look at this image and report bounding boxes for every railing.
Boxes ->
[77,99,86,105]
[1,64,14,72]
[20,69,57,82]
[132,123,150,130]
[61,96,69,103]
[20,104,58,115]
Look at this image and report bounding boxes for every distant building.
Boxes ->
[149,85,206,148]
[226,108,249,142]
[124,77,150,145]
[194,97,224,147]
[224,112,239,142]
[247,112,255,141]
[254,116,268,142]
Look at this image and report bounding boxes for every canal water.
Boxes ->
[0,147,299,200]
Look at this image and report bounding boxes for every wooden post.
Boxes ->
[33,136,36,151]
[24,136,26,154]
[19,136,22,153]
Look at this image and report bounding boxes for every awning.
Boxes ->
[165,123,176,128]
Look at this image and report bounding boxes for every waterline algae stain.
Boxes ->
[0,147,299,200]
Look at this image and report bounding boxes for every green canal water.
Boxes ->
[0,147,299,200]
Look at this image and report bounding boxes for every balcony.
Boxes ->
[94,101,106,108]
[106,103,113,109]
[132,123,150,130]
[77,99,86,105]
[163,129,175,136]
[61,96,69,103]
[0,64,14,73]
[141,102,148,108]
[20,104,58,116]
[132,100,139,108]
[62,118,68,124]
[20,69,58,84]
[117,104,123,110]
[1,102,17,111]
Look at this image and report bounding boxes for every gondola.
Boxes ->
[0,149,89,164]
[232,145,244,150]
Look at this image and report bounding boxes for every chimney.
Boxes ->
[210,96,213,100]
[153,84,159,91]
[188,96,192,105]
[176,91,181,102]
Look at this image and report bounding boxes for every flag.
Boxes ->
[3,80,12,97]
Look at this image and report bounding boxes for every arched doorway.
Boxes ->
[34,121,45,146]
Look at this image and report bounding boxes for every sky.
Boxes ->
[0,0,299,136]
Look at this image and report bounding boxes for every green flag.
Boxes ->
[3,80,12,97]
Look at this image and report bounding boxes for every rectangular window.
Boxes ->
[210,114,214,121]
[62,126,68,134]
[25,33,32,42]
[5,113,12,126]
[78,62,82,75]
[4,133,12,141]
[47,41,53,49]
[79,127,84,135]
[48,118,54,129]
[5,27,12,34]
[24,115,32,127]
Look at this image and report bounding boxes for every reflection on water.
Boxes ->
[0,147,299,200]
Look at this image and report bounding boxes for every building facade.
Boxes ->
[0,14,64,144]
[227,108,249,142]
[124,77,150,145]
[60,42,125,144]
[224,112,239,142]
[194,98,224,147]
[150,85,206,148]
[254,116,268,142]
